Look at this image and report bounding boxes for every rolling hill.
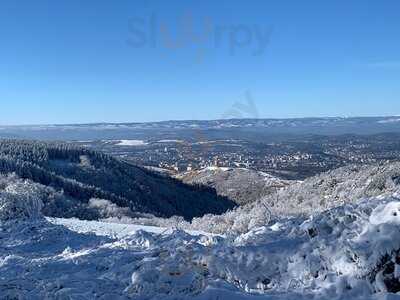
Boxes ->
[176,167,293,205]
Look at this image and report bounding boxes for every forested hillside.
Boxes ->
[0,140,234,220]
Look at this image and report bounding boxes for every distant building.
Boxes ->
[173,162,187,173]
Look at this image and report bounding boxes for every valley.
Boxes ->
[3,118,400,299]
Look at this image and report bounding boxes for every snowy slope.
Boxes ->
[188,162,400,235]
[176,167,293,205]
[3,192,400,299]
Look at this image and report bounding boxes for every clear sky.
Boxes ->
[1,0,400,125]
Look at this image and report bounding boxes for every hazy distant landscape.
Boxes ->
[4,117,400,140]
[3,117,400,180]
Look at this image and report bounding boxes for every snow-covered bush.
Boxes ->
[0,177,44,221]
[106,200,272,235]
[190,201,272,235]
[88,198,132,219]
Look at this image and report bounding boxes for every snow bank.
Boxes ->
[3,196,400,299]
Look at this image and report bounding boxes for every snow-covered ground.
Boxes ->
[48,217,167,238]
[48,217,219,239]
[156,139,184,143]
[3,195,400,299]
[115,140,148,146]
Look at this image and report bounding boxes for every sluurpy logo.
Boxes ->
[127,11,273,62]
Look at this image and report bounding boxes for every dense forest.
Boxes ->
[0,140,235,220]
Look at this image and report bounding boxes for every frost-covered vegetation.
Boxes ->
[187,162,400,234]
[0,140,234,220]
[269,162,400,216]
[3,184,400,299]
[0,174,43,221]
[0,173,133,221]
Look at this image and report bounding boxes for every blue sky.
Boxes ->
[1,0,400,125]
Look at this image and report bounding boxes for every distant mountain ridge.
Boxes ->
[3,116,400,128]
[3,116,400,140]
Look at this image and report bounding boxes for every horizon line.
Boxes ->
[1,115,400,127]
